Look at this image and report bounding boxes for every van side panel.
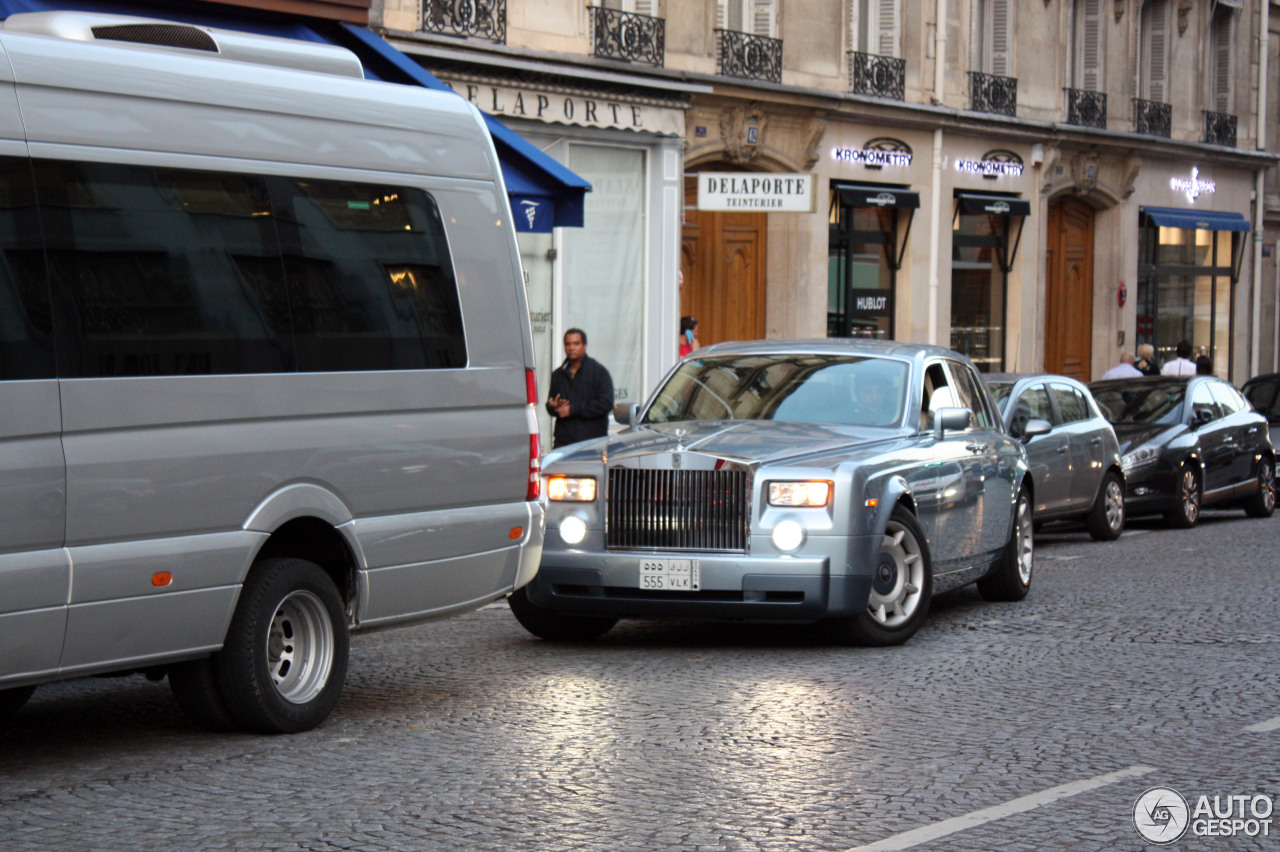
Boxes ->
[0,43,69,685]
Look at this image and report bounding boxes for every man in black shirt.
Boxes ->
[547,328,615,448]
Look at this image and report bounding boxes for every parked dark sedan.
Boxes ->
[1088,376,1275,527]
[1241,372,1280,445]
[512,340,1034,647]
[984,374,1125,540]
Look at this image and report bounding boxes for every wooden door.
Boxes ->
[1045,197,1095,380]
[680,177,767,347]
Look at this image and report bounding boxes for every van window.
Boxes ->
[271,178,466,372]
[35,160,292,377]
[31,160,468,377]
[0,157,54,379]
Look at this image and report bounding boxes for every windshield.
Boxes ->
[642,354,910,427]
[1091,384,1186,425]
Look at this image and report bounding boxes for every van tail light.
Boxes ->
[526,368,540,501]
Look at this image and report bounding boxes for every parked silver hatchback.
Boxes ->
[983,374,1125,540]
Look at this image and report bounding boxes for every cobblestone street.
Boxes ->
[3,511,1278,851]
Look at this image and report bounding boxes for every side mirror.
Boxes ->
[1193,408,1215,427]
[1021,418,1052,441]
[613,402,640,426]
[934,407,972,439]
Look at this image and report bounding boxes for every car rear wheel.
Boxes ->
[825,506,932,647]
[0,685,35,719]
[1165,466,1201,528]
[508,586,618,641]
[1086,471,1125,541]
[978,484,1033,601]
[1244,458,1276,518]
[214,558,349,734]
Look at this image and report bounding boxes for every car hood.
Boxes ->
[1111,422,1185,454]
[547,420,908,467]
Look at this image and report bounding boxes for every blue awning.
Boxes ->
[1142,206,1251,232]
[0,0,589,231]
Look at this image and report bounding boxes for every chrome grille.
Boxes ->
[606,468,750,552]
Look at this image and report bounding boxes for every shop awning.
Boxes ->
[0,0,590,232]
[838,185,920,210]
[1141,206,1251,232]
[956,193,1031,216]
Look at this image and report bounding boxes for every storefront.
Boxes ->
[949,191,1030,372]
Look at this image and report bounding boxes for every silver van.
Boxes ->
[0,12,545,733]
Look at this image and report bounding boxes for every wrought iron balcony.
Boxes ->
[421,0,505,42]
[1203,110,1237,147]
[968,71,1017,117]
[849,51,905,100]
[590,7,664,66]
[1133,98,1171,137]
[715,29,782,83]
[1065,88,1106,129]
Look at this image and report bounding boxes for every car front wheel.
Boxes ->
[508,586,618,641]
[1086,471,1125,541]
[1165,466,1201,528]
[825,505,932,647]
[1244,458,1276,518]
[978,484,1033,601]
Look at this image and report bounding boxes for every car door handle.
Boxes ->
[1090,437,1102,445]
[1222,435,1235,443]
[965,443,987,453]
[1057,446,1069,454]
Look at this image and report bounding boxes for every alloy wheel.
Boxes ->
[867,521,926,627]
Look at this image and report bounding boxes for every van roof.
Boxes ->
[1,11,365,78]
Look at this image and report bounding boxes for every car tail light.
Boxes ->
[526,368,540,500]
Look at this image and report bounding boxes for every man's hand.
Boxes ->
[548,394,571,418]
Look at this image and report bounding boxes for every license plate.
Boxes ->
[638,559,701,591]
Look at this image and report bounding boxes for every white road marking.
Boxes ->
[847,765,1157,851]
[1244,717,1280,733]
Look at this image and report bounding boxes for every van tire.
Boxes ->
[0,685,35,719]
[508,586,617,641]
[215,558,349,734]
[169,657,238,732]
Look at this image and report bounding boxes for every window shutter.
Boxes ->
[632,0,658,15]
[716,0,727,30]
[877,0,899,57]
[1212,11,1232,112]
[1080,0,1101,91]
[752,0,775,37]
[1144,0,1168,102]
[986,0,1011,77]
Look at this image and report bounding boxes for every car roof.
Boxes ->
[692,338,964,363]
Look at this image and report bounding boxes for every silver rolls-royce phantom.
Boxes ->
[512,340,1035,646]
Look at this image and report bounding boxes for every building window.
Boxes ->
[950,194,1031,373]
[602,0,659,14]
[1071,0,1103,91]
[717,0,776,38]
[828,192,895,340]
[972,0,1011,77]
[1140,0,1170,102]
[852,0,900,57]
[562,145,646,406]
[1137,219,1235,377]
[1208,4,1233,114]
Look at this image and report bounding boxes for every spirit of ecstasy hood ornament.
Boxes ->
[674,427,687,452]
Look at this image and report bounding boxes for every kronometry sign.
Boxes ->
[697,173,815,212]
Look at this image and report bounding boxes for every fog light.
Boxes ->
[771,520,804,552]
[559,515,587,545]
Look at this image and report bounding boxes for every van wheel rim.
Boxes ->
[1105,480,1125,531]
[267,590,334,705]
[867,521,925,627]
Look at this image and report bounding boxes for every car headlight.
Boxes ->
[1121,446,1160,473]
[546,475,597,502]
[767,481,832,507]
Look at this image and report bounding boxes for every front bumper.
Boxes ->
[528,541,877,622]
[1122,465,1178,516]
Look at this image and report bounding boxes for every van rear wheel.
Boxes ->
[0,685,35,719]
[215,558,349,734]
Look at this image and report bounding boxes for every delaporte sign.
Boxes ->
[697,173,815,212]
